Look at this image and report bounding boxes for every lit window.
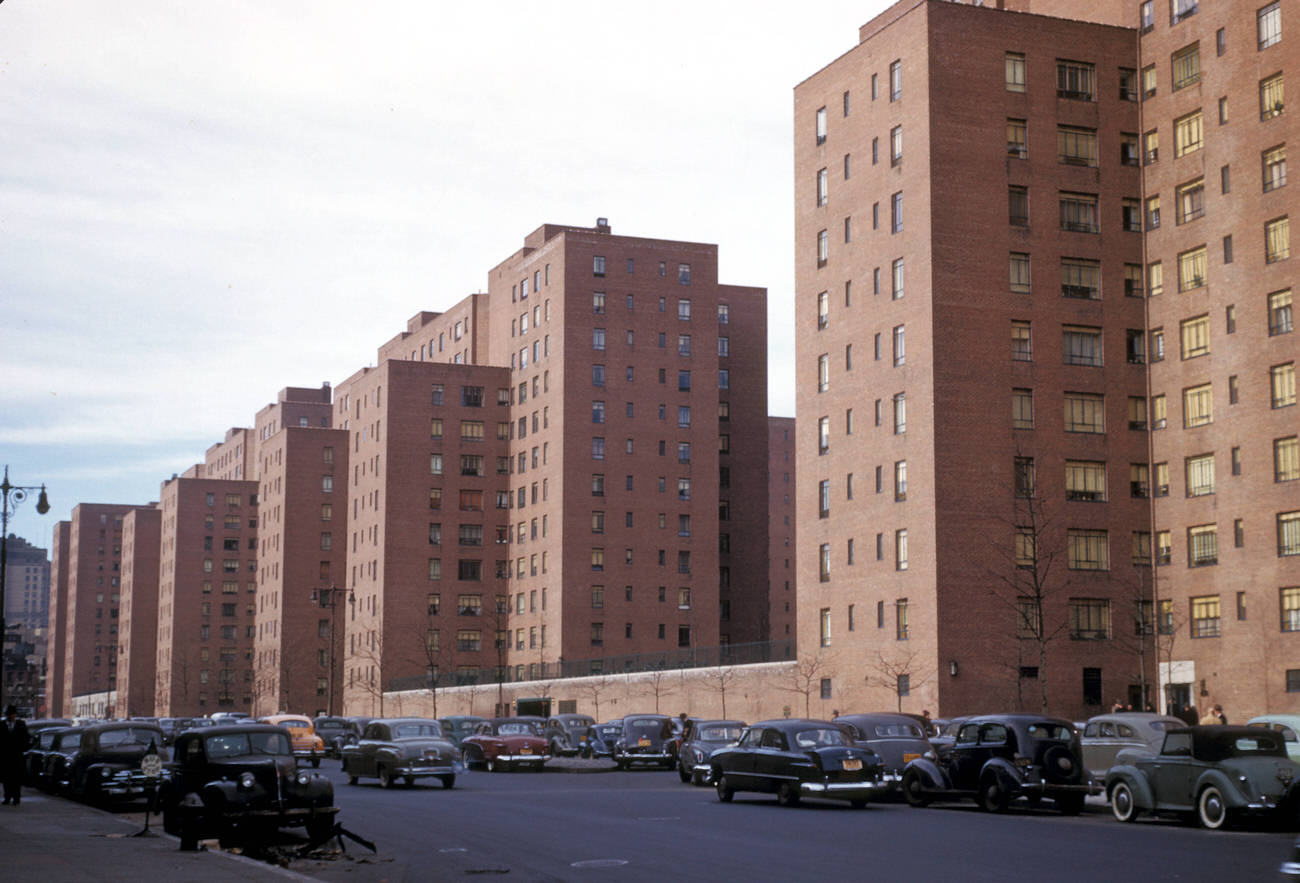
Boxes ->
[1180,315,1210,359]
[1262,74,1285,119]
[1272,363,1296,408]
[1064,392,1104,433]
[1191,595,1221,637]
[1186,453,1216,497]
[1173,110,1203,156]
[1065,460,1107,501]
[1183,383,1214,427]
[1177,245,1207,290]
[1067,529,1109,570]
[1266,216,1290,263]
[1263,145,1287,192]
[1275,436,1300,482]
[1006,53,1026,92]
[1281,512,1300,556]
[1057,126,1097,166]
[1172,43,1200,91]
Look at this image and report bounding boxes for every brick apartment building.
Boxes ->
[115,506,160,718]
[46,521,70,716]
[3,534,50,634]
[769,417,798,644]
[794,0,1298,719]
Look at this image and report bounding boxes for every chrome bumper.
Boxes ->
[497,753,549,763]
[396,760,463,776]
[800,779,887,795]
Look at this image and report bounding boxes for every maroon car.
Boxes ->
[460,718,550,772]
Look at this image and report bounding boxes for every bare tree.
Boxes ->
[1109,563,1159,711]
[580,673,613,720]
[702,666,740,718]
[866,648,932,713]
[782,654,828,718]
[351,632,388,718]
[640,663,675,714]
[1153,584,1189,717]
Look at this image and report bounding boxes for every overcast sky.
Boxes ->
[0,0,889,548]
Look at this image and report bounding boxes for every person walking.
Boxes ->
[1213,704,1227,724]
[1198,705,1220,725]
[1,705,30,806]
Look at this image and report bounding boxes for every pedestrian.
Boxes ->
[1111,699,1125,713]
[1213,704,1227,725]
[1198,705,1219,725]
[832,709,840,718]
[1,705,29,806]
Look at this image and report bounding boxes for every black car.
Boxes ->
[901,713,1099,814]
[24,725,72,786]
[834,712,936,791]
[314,716,361,758]
[64,720,168,804]
[677,719,746,785]
[710,719,886,807]
[161,724,338,849]
[612,714,677,769]
[544,714,596,757]
[586,720,622,759]
[39,726,86,792]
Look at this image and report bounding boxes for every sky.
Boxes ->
[0,0,890,549]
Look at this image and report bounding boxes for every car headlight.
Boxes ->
[239,772,256,790]
[297,772,311,786]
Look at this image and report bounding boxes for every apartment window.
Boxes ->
[1012,388,1034,429]
[819,543,830,582]
[592,437,605,460]
[1065,460,1107,501]
[1264,145,1288,192]
[1178,246,1207,290]
[1261,74,1285,119]
[1060,193,1099,233]
[1282,512,1300,556]
[1007,118,1027,158]
[1143,130,1159,166]
[889,59,901,101]
[1282,587,1300,632]
[1015,457,1036,498]
[1267,217,1291,262]
[1140,2,1155,32]
[895,530,908,571]
[817,290,829,329]
[892,326,905,366]
[1010,253,1030,294]
[890,125,902,165]
[592,328,606,350]
[1063,325,1103,366]
[1219,96,1229,123]
[1176,179,1204,224]
[1273,363,1297,408]
[1009,186,1029,227]
[1186,452,1216,497]
[679,334,693,356]
[1180,315,1210,359]
[1173,110,1202,157]
[1070,599,1111,640]
[1184,383,1214,427]
[1127,329,1146,364]
[1227,304,1237,333]
[817,229,828,266]
[891,192,903,233]
[818,416,830,454]
[816,168,828,206]
[818,479,830,518]
[820,608,831,647]
[1017,596,1042,638]
[1142,64,1157,98]
[1006,52,1026,92]
[1131,463,1150,498]
[1156,462,1171,497]
[1012,321,1033,361]
[1146,195,1161,230]
[1188,524,1219,568]
[1060,260,1101,301]
[1057,60,1095,100]
[896,599,910,640]
[1276,437,1299,481]
[1156,532,1173,568]
[891,258,904,300]
[1058,126,1097,166]
[893,393,906,434]
[1171,0,1197,24]
[1065,392,1105,433]
[1172,43,1200,90]
[815,106,827,144]
[894,460,907,501]
[1122,199,1142,232]
[1120,68,1138,101]
[1129,396,1148,430]
[1067,529,1109,570]
[1191,595,1221,639]
[1260,3,1282,49]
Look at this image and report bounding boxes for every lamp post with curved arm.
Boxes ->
[1,466,50,713]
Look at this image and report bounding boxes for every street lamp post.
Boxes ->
[1,466,50,714]
[311,585,352,717]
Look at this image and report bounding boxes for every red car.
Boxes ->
[459,718,550,772]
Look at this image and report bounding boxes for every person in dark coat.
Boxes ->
[1,705,30,805]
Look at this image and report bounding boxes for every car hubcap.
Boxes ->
[1203,791,1224,825]
[1115,788,1130,817]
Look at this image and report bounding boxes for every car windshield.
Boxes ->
[316,722,346,733]
[873,723,923,738]
[99,728,161,748]
[566,719,592,729]
[61,734,82,749]
[392,723,442,739]
[794,728,848,748]
[700,726,744,741]
[205,732,291,758]
[1149,720,1177,731]
[1026,723,1073,741]
[629,719,662,729]
[278,718,311,728]
[497,722,538,736]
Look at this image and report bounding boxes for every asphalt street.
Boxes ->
[277,759,1293,882]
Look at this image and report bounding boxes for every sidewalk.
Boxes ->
[0,787,319,882]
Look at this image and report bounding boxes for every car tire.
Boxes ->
[1110,781,1139,822]
[439,775,455,789]
[615,757,628,771]
[404,776,416,787]
[777,782,801,807]
[1197,785,1228,830]
[715,772,734,803]
[311,757,321,769]
[378,765,396,789]
[901,769,931,808]
[486,758,497,773]
[347,774,358,785]
[850,799,868,809]
[978,776,1009,813]
[678,763,691,783]
[691,768,706,787]
[1056,793,1084,816]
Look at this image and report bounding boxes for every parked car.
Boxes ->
[928,716,971,753]
[1081,712,1185,775]
[677,719,746,785]
[209,712,250,723]
[612,714,677,769]
[1247,714,1300,762]
[39,726,86,792]
[1105,725,1300,829]
[259,714,325,767]
[24,725,72,786]
[341,718,461,788]
[460,718,549,771]
[64,720,168,805]
[901,714,1098,814]
[161,723,337,850]
[586,720,623,759]
[314,716,361,758]
[24,718,72,747]
[437,715,486,749]
[710,719,886,807]
[158,718,192,747]
[834,713,935,791]
[544,713,596,757]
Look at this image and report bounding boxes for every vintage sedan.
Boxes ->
[461,718,550,771]
[711,719,885,807]
[25,725,73,786]
[612,714,677,769]
[438,715,486,749]
[902,714,1099,814]
[64,720,168,804]
[39,726,86,791]
[161,724,337,850]
[545,713,596,757]
[314,716,361,759]
[1105,725,1300,829]
[260,714,325,767]
[341,718,461,788]
[587,720,623,759]
[1247,714,1300,762]
[1081,712,1185,775]
[677,719,746,785]
[834,713,936,791]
